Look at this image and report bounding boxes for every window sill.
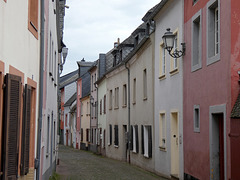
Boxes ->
[132,102,136,105]
[109,108,112,111]
[46,153,49,158]
[114,107,119,110]
[114,145,119,148]
[143,97,147,101]
[143,154,149,158]
[159,74,166,80]
[108,143,111,146]
[122,105,127,108]
[170,68,179,76]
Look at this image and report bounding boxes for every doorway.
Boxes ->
[171,112,179,178]
[211,113,224,180]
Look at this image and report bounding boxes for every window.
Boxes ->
[134,35,139,47]
[81,102,83,116]
[28,0,39,39]
[91,75,93,91]
[54,51,56,82]
[142,125,152,158]
[49,33,52,76]
[114,87,119,109]
[119,50,122,62]
[143,69,147,100]
[193,0,199,5]
[47,115,50,155]
[159,42,166,78]
[95,102,97,118]
[100,99,102,115]
[192,10,202,72]
[54,122,56,152]
[131,125,139,153]
[87,102,89,116]
[81,128,83,142]
[108,125,112,145]
[86,129,89,142]
[207,0,220,65]
[159,113,166,149]
[194,105,200,132]
[103,95,106,114]
[94,73,96,86]
[65,114,68,126]
[78,84,81,96]
[133,78,136,104]
[109,90,113,110]
[123,84,127,107]
[170,29,179,73]
[114,125,119,147]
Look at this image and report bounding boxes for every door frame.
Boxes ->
[209,104,227,180]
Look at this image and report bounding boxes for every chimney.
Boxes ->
[114,38,120,48]
[81,58,85,62]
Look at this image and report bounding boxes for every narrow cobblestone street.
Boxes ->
[56,145,167,180]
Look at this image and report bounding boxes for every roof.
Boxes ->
[142,0,169,22]
[59,69,78,89]
[64,92,76,107]
[231,92,240,118]
[88,60,98,72]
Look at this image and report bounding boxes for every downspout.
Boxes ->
[125,62,131,164]
[94,82,99,153]
[36,0,44,179]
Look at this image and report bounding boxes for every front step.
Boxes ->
[171,174,179,180]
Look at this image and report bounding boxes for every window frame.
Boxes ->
[159,41,166,79]
[194,105,200,132]
[170,29,179,75]
[191,9,202,72]
[159,112,166,150]
[109,90,113,110]
[206,0,220,65]
[133,78,136,104]
[122,84,127,107]
[143,69,147,100]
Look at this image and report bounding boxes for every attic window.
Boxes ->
[134,35,139,47]
[146,23,150,36]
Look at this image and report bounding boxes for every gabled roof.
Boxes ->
[231,92,240,118]
[59,69,78,89]
[142,0,169,22]
[64,92,76,107]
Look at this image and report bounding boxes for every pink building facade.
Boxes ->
[184,0,240,179]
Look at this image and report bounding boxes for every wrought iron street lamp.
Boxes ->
[162,28,186,58]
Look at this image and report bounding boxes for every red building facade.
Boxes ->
[184,0,240,179]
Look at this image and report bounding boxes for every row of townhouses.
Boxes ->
[0,0,67,179]
[59,0,240,180]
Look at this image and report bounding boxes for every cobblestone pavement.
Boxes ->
[56,145,167,180]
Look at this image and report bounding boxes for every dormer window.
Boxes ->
[146,23,150,36]
[113,54,117,67]
[119,50,122,62]
[134,35,139,47]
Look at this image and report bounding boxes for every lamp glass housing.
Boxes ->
[162,28,175,52]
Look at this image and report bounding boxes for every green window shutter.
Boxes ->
[3,74,22,179]
[21,85,31,175]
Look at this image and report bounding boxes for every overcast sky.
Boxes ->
[62,0,161,75]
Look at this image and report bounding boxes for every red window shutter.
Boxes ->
[3,74,22,179]
[20,85,31,175]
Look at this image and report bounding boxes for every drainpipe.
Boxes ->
[94,82,99,154]
[125,62,131,164]
[36,0,44,179]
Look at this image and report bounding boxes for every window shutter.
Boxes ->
[29,0,38,32]
[115,125,118,146]
[86,129,89,142]
[3,74,22,179]
[135,125,139,153]
[148,126,152,158]
[130,126,133,150]
[21,85,31,175]
[110,125,112,145]
[81,128,83,142]
[141,125,144,154]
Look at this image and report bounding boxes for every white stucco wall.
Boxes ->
[154,0,184,179]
